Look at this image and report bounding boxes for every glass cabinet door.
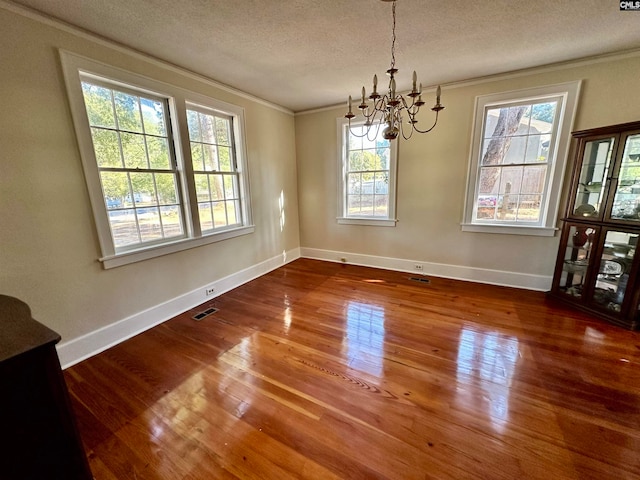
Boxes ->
[609,133,640,223]
[570,136,615,219]
[589,230,638,314]
[556,224,598,299]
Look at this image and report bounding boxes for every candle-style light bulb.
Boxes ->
[361,86,366,104]
[373,74,378,89]
[348,95,352,113]
[412,71,417,91]
[418,83,423,102]
[436,85,441,104]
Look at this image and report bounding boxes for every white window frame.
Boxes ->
[462,81,581,236]
[336,118,399,227]
[60,50,253,268]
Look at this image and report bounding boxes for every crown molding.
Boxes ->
[0,0,294,116]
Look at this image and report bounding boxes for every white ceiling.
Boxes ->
[9,0,640,112]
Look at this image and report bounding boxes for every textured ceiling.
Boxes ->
[8,0,640,112]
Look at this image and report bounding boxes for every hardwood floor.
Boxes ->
[64,258,640,479]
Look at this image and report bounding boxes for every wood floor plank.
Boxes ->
[65,259,640,479]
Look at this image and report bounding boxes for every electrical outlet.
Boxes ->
[414,264,424,271]
[205,287,216,296]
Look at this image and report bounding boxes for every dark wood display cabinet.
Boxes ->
[551,121,640,330]
[0,295,93,479]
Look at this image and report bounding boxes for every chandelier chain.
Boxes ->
[390,1,396,71]
[344,0,444,140]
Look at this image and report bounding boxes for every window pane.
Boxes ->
[348,131,363,151]
[374,195,388,217]
[215,117,231,146]
[129,173,155,203]
[114,92,143,133]
[530,102,556,134]
[187,110,202,141]
[516,195,541,222]
[160,206,183,237]
[210,175,224,200]
[198,202,214,231]
[224,175,237,199]
[347,195,362,215]
[195,174,211,202]
[100,171,128,205]
[502,136,527,164]
[82,83,115,128]
[147,137,170,169]
[191,142,204,170]
[521,165,547,194]
[478,167,500,195]
[109,209,140,247]
[155,173,179,204]
[499,166,523,194]
[200,113,216,143]
[348,173,362,194]
[203,143,218,171]
[138,207,162,242]
[359,195,374,215]
[525,134,550,163]
[212,201,227,227]
[91,128,122,168]
[374,171,389,195]
[121,132,147,169]
[218,147,232,171]
[140,98,166,136]
[226,200,238,225]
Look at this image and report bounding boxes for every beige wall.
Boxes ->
[0,7,299,342]
[295,55,640,280]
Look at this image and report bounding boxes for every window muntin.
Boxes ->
[187,107,242,232]
[473,99,559,224]
[81,80,185,250]
[340,123,396,222]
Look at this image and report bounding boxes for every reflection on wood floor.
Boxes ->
[64,258,640,479]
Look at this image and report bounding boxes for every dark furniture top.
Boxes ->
[0,294,61,361]
[0,294,93,479]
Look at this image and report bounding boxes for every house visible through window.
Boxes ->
[462,82,581,236]
[337,121,398,226]
[61,51,253,268]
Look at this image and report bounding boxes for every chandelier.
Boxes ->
[345,0,444,140]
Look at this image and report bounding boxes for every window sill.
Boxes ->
[100,225,255,269]
[460,223,558,236]
[337,217,398,227]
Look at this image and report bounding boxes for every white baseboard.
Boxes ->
[57,247,301,369]
[300,247,552,292]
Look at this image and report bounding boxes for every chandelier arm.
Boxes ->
[411,111,441,134]
[400,122,413,141]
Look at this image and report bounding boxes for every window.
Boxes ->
[61,51,253,268]
[337,120,398,226]
[81,81,184,249]
[462,82,581,236]
[187,106,242,232]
